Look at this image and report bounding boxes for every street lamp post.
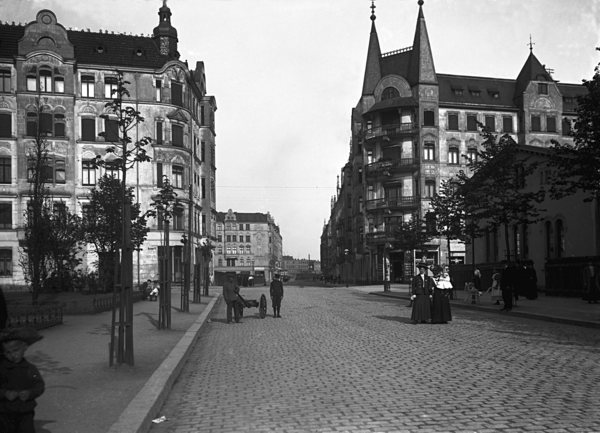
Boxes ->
[344,248,349,288]
[180,233,189,312]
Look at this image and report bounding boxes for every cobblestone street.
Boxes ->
[150,286,600,433]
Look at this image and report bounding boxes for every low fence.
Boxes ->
[7,303,64,330]
[545,256,599,297]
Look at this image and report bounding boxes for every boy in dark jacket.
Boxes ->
[269,274,284,318]
[0,328,45,433]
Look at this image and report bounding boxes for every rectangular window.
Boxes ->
[246,224,250,230]
[531,115,541,132]
[423,143,435,161]
[547,116,556,133]
[562,118,572,136]
[485,116,495,132]
[156,121,163,145]
[172,125,183,147]
[156,79,162,102]
[423,110,435,126]
[201,141,205,161]
[54,114,65,137]
[226,235,231,242]
[200,105,205,125]
[0,157,10,184]
[425,180,436,198]
[157,162,163,187]
[173,165,183,189]
[467,148,478,163]
[82,118,96,141]
[104,76,118,98]
[448,113,458,130]
[0,70,10,93]
[232,235,237,242]
[246,235,250,242]
[104,119,119,142]
[27,76,37,91]
[466,114,478,131]
[81,75,94,98]
[0,203,11,229]
[55,159,66,184]
[538,83,548,95]
[503,116,513,133]
[172,82,183,107]
[54,77,65,93]
[40,113,52,136]
[39,70,52,93]
[82,160,96,186]
[0,249,12,276]
[239,224,243,230]
[201,177,206,198]
[173,209,184,230]
[104,160,120,179]
[0,114,11,138]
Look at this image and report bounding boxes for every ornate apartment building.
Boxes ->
[214,210,283,286]
[0,4,217,285]
[321,1,587,285]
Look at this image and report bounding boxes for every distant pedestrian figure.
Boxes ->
[270,274,284,318]
[473,267,482,292]
[432,268,452,324]
[248,276,254,287]
[0,327,45,433]
[582,262,599,304]
[410,261,435,323]
[223,275,241,323]
[500,262,518,312]
[524,260,538,300]
[490,268,502,305]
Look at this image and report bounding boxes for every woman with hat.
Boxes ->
[432,266,452,324]
[410,261,436,323]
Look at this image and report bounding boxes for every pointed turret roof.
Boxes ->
[362,3,382,95]
[407,0,437,85]
[514,50,552,98]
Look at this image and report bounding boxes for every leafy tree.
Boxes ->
[428,179,466,263]
[457,127,545,262]
[83,176,152,292]
[549,48,600,202]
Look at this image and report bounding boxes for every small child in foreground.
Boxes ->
[0,328,45,433]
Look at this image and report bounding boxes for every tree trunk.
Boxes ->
[504,224,512,263]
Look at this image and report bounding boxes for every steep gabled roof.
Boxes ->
[514,51,552,98]
[362,15,382,95]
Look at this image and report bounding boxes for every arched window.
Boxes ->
[245,245,251,254]
[54,114,66,137]
[26,112,38,137]
[381,87,399,100]
[39,70,52,93]
[448,147,459,164]
[555,220,564,258]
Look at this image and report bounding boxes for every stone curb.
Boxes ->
[107,294,221,433]
[371,292,600,329]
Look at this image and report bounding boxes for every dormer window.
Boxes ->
[538,83,548,95]
[381,87,399,101]
[134,48,144,57]
[470,90,481,97]
[453,89,463,96]
[96,45,105,54]
[488,90,499,99]
[564,96,574,103]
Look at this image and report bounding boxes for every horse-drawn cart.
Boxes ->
[237,293,268,319]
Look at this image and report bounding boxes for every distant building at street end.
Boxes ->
[322,1,588,287]
[213,209,283,286]
[282,255,321,280]
[0,4,217,286]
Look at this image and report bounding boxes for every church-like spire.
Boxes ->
[407,0,437,85]
[153,0,179,58]
[362,1,382,95]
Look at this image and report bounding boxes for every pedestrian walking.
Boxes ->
[248,275,254,287]
[490,268,502,305]
[524,260,538,300]
[473,267,482,292]
[270,273,284,318]
[500,262,517,312]
[0,327,45,433]
[410,261,435,324]
[582,261,599,304]
[222,274,241,323]
[432,267,452,324]
[514,260,525,305]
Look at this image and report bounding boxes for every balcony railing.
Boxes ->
[365,158,417,176]
[365,196,420,211]
[365,231,396,246]
[364,123,417,140]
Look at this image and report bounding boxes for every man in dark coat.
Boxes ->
[269,274,284,318]
[410,262,435,323]
[500,262,517,312]
[583,262,599,304]
[222,275,241,323]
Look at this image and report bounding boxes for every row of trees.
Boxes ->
[394,51,600,264]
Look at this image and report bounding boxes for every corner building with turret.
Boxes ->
[322,1,586,284]
[0,4,217,286]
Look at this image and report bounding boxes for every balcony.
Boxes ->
[365,158,418,177]
[365,230,395,246]
[364,123,418,141]
[365,196,420,212]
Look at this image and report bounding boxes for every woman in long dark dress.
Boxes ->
[432,267,452,324]
[410,262,435,323]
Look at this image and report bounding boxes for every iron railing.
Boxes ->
[366,196,420,211]
[365,158,417,176]
[364,123,417,140]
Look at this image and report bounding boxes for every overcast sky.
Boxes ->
[2,0,599,260]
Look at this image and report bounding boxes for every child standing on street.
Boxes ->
[0,328,45,433]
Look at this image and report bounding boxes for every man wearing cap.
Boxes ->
[270,274,284,318]
[410,261,435,323]
[223,274,241,323]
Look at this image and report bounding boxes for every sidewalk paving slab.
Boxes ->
[28,289,220,433]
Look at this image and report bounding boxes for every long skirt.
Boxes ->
[410,294,431,322]
[431,289,452,324]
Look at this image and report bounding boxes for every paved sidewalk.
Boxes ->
[25,288,219,433]
[350,283,600,328]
